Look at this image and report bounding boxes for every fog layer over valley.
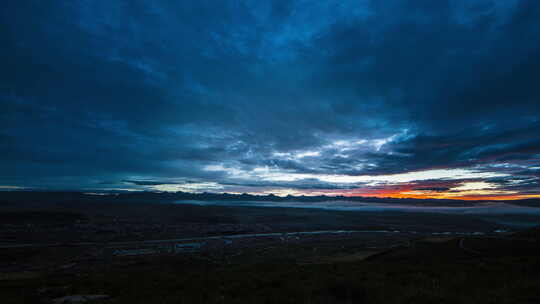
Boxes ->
[176,199,540,214]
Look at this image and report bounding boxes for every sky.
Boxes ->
[1,0,540,200]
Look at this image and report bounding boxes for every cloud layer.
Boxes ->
[1,0,539,199]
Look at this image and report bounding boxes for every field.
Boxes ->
[1,193,540,303]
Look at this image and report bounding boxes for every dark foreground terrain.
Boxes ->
[1,192,540,303]
[2,229,540,304]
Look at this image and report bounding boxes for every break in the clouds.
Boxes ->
[1,0,539,200]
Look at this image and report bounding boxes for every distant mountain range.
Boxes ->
[1,190,539,207]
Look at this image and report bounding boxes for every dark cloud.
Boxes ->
[414,187,451,192]
[122,180,181,186]
[1,0,539,197]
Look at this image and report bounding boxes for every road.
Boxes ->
[0,229,400,249]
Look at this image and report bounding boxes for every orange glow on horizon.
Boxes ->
[347,191,540,201]
[329,182,540,201]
